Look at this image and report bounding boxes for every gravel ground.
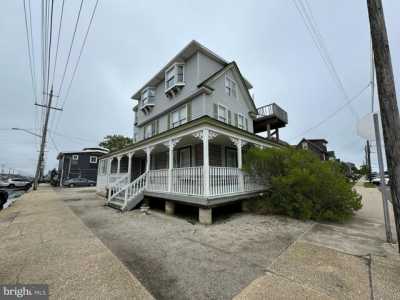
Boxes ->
[61,186,399,300]
[62,188,312,300]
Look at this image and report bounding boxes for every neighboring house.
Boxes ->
[296,138,331,161]
[97,40,288,224]
[57,147,109,186]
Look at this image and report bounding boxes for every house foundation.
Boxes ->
[165,200,175,215]
[199,207,212,225]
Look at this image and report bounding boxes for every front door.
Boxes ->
[131,157,146,181]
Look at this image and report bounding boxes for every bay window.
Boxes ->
[165,63,185,92]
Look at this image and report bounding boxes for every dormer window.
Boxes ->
[165,63,185,97]
[140,87,155,114]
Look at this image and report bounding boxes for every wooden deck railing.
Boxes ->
[257,103,288,124]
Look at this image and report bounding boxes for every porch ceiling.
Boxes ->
[100,116,287,160]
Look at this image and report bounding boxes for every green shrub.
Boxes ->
[244,147,362,222]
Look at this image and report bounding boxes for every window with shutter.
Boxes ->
[217,104,227,123]
[213,103,218,119]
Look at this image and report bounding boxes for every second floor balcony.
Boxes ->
[253,103,288,134]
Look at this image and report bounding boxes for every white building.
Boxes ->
[96,41,288,224]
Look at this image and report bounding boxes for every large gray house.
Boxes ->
[96,41,288,224]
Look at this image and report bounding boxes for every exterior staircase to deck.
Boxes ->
[107,172,147,211]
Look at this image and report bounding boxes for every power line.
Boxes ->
[52,0,99,134]
[292,0,359,119]
[22,0,38,105]
[62,0,99,107]
[289,83,371,142]
[50,0,65,90]
[45,0,55,96]
[57,0,84,97]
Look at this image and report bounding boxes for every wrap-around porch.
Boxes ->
[97,128,266,201]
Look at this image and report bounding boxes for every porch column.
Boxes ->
[117,156,122,174]
[230,137,245,192]
[145,146,154,172]
[203,129,210,196]
[237,139,243,169]
[106,158,111,185]
[128,152,134,181]
[165,138,180,192]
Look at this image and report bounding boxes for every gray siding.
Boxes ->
[133,50,255,142]
[205,69,254,133]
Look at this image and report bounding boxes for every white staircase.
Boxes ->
[107,172,147,211]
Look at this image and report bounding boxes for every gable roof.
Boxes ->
[297,138,328,153]
[131,40,253,100]
[197,61,257,113]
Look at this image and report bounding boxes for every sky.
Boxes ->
[0,0,399,176]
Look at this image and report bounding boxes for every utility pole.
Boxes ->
[33,88,54,190]
[365,141,372,181]
[374,113,392,242]
[367,0,400,251]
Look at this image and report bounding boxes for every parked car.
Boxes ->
[63,178,96,188]
[372,175,390,186]
[0,178,32,190]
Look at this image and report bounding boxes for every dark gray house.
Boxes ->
[57,147,109,185]
[296,138,332,161]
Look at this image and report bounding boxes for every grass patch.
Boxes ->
[363,182,376,188]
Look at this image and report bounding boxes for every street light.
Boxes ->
[11,127,42,138]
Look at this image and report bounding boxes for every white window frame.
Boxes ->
[89,156,98,164]
[302,142,308,150]
[165,63,185,91]
[225,75,237,98]
[141,87,155,106]
[171,105,188,128]
[72,155,79,160]
[237,113,244,129]
[144,123,153,139]
[218,104,227,123]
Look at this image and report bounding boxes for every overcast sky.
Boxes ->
[1,0,399,176]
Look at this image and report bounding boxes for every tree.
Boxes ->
[243,147,362,222]
[99,135,133,152]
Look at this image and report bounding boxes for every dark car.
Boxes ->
[63,178,96,188]
[0,190,8,210]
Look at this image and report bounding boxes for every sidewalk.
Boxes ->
[234,185,400,300]
[0,185,153,299]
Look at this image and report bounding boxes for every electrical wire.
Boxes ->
[292,0,359,119]
[289,82,371,142]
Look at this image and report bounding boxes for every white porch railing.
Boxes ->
[210,167,241,196]
[147,169,169,192]
[171,166,204,196]
[103,167,266,201]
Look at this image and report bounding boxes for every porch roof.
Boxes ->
[100,116,288,160]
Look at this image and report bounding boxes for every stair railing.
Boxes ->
[123,172,148,208]
[108,174,130,202]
